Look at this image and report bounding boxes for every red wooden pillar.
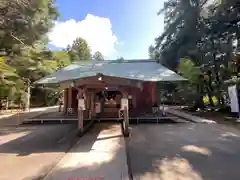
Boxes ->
[151,82,157,105]
[68,87,72,114]
[63,89,68,114]
[135,85,144,112]
[143,82,151,109]
[72,89,78,113]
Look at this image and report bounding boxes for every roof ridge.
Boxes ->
[72,59,157,65]
[107,59,156,63]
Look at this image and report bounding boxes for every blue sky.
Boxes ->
[49,0,165,59]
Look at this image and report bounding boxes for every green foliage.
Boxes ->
[53,51,71,68]
[93,51,104,61]
[0,57,17,77]
[178,58,202,84]
[150,0,205,69]
[225,54,240,85]
[67,37,92,62]
[116,57,124,62]
[0,57,19,99]
[148,45,158,59]
[0,0,61,107]
[151,0,240,108]
[0,0,59,56]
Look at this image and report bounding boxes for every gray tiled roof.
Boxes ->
[35,59,187,84]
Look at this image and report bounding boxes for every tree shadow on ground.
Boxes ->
[0,107,58,126]
[23,123,128,180]
[0,122,118,156]
[126,123,240,180]
[0,123,124,180]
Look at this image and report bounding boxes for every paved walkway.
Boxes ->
[44,123,129,180]
[165,106,216,124]
[0,106,58,126]
[0,124,78,180]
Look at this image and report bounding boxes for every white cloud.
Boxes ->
[48,14,118,57]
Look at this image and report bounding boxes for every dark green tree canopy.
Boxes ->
[152,0,240,70]
[150,0,240,108]
[0,0,59,56]
[93,51,104,61]
[116,57,124,61]
[53,50,71,69]
[67,37,92,62]
[0,0,61,106]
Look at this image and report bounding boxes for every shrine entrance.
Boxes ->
[95,89,122,119]
[63,75,156,119]
[35,60,187,137]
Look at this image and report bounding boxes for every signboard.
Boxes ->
[121,98,129,110]
[78,99,85,110]
[228,85,239,113]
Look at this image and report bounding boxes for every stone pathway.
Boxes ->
[44,123,129,180]
[0,124,78,180]
[0,106,58,126]
[165,106,216,124]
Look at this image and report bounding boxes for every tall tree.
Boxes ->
[0,56,20,102]
[0,0,60,107]
[0,0,59,56]
[116,57,124,61]
[67,38,92,62]
[0,0,59,87]
[151,0,240,108]
[178,58,207,107]
[152,0,209,69]
[93,51,104,61]
[53,50,71,68]
[148,45,158,59]
[0,56,18,87]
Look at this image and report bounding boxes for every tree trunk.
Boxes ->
[206,72,214,107]
[211,39,223,106]
[194,83,204,110]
